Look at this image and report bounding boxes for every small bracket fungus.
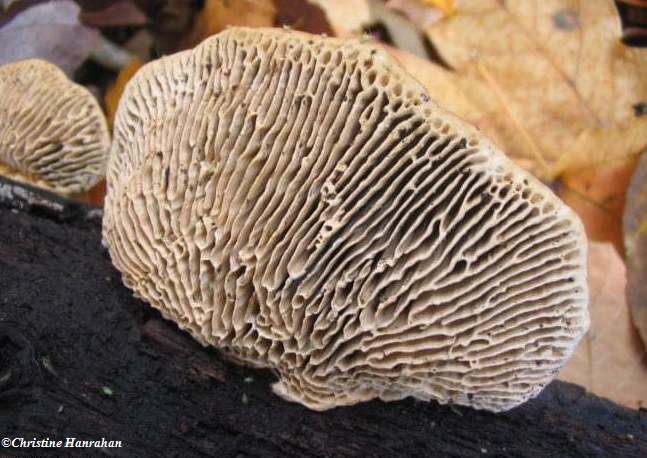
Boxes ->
[103,28,589,412]
[0,59,110,195]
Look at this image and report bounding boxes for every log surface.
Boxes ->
[1,178,646,458]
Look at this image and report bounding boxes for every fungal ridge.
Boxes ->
[0,59,110,194]
[103,27,589,412]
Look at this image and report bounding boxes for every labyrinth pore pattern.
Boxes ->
[103,28,589,412]
[0,60,110,194]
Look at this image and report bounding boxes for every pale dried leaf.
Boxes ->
[0,0,100,76]
[555,118,647,174]
[387,47,512,155]
[559,241,647,409]
[426,0,647,178]
[387,47,476,119]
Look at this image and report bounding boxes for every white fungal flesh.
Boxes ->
[0,59,110,194]
[103,27,589,412]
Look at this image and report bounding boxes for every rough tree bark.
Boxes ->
[0,177,646,458]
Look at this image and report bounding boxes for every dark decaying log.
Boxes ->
[0,177,646,458]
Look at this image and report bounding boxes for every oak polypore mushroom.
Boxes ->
[103,27,589,412]
[0,59,110,195]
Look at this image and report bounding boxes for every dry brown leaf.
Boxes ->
[104,56,143,128]
[182,0,275,48]
[274,0,334,35]
[77,179,107,207]
[555,118,647,174]
[559,155,637,254]
[624,151,647,347]
[556,120,646,251]
[426,0,647,178]
[559,241,647,409]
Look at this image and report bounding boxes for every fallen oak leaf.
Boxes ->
[425,0,647,178]
[556,119,647,251]
[386,46,517,165]
[554,118,647,174]
[559,154,638,254]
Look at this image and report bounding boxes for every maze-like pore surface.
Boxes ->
[0,60,110,194]
[103,27,589,412]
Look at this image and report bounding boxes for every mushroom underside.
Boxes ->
[103,27,589,412]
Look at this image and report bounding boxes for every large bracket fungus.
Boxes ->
[103,27,589,412]
[0,59,110,195]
